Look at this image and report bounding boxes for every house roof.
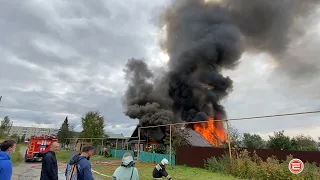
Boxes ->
[184,128,212,147]
[106,132,127,139]
[127,126,148,142]
[127,124,212,147]
[128,126,166,142]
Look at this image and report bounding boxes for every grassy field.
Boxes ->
[56,150,118,162]
[56,150,237,180]
[0,138,23,166]
[0,138,27,166]
[93,161,237,180]
[11,144,23,166]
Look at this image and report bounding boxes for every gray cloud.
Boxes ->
[0,0,167,135]
[0,0,319,138]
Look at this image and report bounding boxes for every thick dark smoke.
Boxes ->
[123,58,173,141]
[224,0,320,78]
[123,0,320,138]
[123,58,173,126]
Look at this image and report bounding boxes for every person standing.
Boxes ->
[112,152,139,180]
[152,158,172,180]
[0,140,16,180]
[65,146,95,180]
[40,142,59,180]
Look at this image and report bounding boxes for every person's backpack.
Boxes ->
[66,155,80,180]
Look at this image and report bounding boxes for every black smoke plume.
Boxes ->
[123,0,320,140]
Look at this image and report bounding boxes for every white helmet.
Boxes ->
[161,158,169,165]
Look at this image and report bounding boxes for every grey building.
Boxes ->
[8,126,59,139]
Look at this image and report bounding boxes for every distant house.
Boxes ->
[8,126,59,139]
[75,140,91,151]
[127,125,212,156]
[106,132,129,149]
[71,132,129,152]
[127,126,161,156]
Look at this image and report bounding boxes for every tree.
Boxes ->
[57,116,73,146]
[0,116,12,137]
[242,133,266,149]
[228,125,243,148]
[155,144,167,154]
[162,125,190,154]
[80,111,105,142]
[0,130,4,139]
[268,130,294,150]
[20,134,26,142]
[10,133,18,138]
[291,134,319,151]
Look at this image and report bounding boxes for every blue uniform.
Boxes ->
[0,151,12,180]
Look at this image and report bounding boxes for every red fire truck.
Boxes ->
[24,135,58,162]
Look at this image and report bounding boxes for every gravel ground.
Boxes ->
[12,147,103,180]
[11,146,65,179]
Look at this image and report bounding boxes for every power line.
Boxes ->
[228,110,320,121]
[139,110,320,129]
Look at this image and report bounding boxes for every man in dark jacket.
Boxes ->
[40,142,59,180]
[152,158,172,180]
[65,145,95,180]
[0,140,16,180]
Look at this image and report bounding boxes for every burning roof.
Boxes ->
[123,0,320,146]
[184,128,212,147]
[128,126,212,147]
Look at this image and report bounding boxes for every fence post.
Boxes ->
[169,125,172,166]
[101,139,104,155]
[226,119,232,160]
[137,128,141,160]
[115,139,118,158]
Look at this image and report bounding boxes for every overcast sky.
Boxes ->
[1,0,319,140]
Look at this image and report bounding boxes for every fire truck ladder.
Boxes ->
[30,141,35,152]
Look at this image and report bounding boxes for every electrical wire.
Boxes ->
[139,110,320,129]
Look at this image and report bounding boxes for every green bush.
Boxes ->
[205,149,320,180]
[11,144,22,165]
[154,144,167,154]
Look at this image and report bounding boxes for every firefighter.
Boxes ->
[152,158,172,180]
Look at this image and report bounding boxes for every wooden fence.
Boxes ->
[138,151,176,165]
[176,146,320,168]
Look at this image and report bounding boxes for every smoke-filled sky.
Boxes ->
[1,0,320,140]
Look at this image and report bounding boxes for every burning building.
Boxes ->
[123,0,320,147]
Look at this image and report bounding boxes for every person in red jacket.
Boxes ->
[152,158,172,180]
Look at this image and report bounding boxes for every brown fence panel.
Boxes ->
[176,146,227,167]
[176,146,320,168]
[251,148,320,165]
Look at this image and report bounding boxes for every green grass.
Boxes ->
[56,150,76,162]
[56,150,118,162]
[11,144,23,166]
[56,151,237,180]
[19,143,28,147]
[1,138,24,166]
[92,161,238,180]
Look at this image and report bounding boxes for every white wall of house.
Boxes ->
[8,126,59,138]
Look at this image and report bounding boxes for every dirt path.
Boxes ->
[11,147,66,180]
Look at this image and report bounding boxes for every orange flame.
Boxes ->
[193,117,226,146]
